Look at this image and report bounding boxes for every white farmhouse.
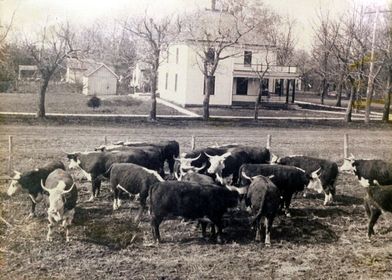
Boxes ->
[157,4,300,107]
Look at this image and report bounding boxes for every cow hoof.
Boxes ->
[285,212,291,218]
[265,242,271,247]
[216,237,224,244]
[47,237,53,242]
[27,213,36,219]
[87,196,94,202]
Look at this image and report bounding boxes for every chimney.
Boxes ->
[211,0,216,11]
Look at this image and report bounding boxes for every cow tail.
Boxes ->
[237,165,244,186]
[250,189,267,226]
[103,164,114,178]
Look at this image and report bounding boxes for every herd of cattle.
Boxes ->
[5,140,392,245]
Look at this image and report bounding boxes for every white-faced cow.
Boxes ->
[243,173,280,246]
[357,178,392,239]
[66,149,164,201]
[110,163,164,222]
[206,146,271,186]
[149,181,239,243]
[40,169,78,242]
[339,155,392,186]
[272,155,338,205]
[238,164,322,217]
[7,160,65,218]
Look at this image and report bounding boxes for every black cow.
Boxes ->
[67,149,163,201]
[238,164,322,216]
[7,160,65,217]
[96,140,180,175]
[273,155,338,205]
[206,146,271,186]
[110,163,164,222]
[245,175,280,245]
[149,181,239,243]
[358,178,392,239]
[340,157,392,186]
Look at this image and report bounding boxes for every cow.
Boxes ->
[177,170,215,185]
[205,146,271,185]
[110,163,164,222]
[358,178,392,239]
[40,169,78,242]
[244,174,280,245]
[238,164,322,217]
[66,149,164,201]
[339,156,392,185]
[149,181,239,243]
[95,140,180,175]
[7,160,65,218]
[272,155,338,205]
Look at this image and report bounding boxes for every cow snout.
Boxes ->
[7,182,20,196]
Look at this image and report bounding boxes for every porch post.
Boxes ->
[291,79,296,103]
[285,79,290,104]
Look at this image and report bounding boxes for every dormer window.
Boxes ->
[244,51,252,66]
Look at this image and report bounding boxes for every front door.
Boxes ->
[236,78,248,95]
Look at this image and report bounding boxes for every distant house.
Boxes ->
[18,65,39,80]
[82,64,119,96]
[130,62,151,92]
[65,58,91,83]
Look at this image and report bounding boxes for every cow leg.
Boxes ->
[200,221,207,238]
[367,208,382,239]
[255,218,262,242]
[210,218,224,244]
[63,210,75,242]
[283,195,292,217]
[168,158,175,174]
[151,216,162,243]
[47,216,55,241]
[264,216,273,246]
[28,197,37,218]
[113,186,120,210]
[364,199,371,218]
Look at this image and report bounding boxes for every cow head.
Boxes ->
[206,152,231,174]
[41,180,75,222]
[175,153,201,172]
[7,171,22,196]
[175,163,206,181]
[306,168,323,193]
[339,154,355,173]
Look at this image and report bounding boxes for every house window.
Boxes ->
[236,78,248,95]
[206,48,215,64]
[174,73,178,92]
[176,48,179,64]
[203,76,215,95]
[165,72,168,90]
[244,51,252,65]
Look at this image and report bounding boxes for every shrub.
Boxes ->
[87,95,101,110]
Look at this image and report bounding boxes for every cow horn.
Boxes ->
[225,185,248,195]
[193,163,207,172]
[189,154,201,161]
[222,152,232,159]
[174,171,181,181]
[40,179,51,193]
[62,183,76,194]
[204,152,213,158]
[268,175,275,179]
[312,167,322,177]
[14,170,21,176]
[241,171,252,181]
[270,154,279,164]
[349,153,355,159]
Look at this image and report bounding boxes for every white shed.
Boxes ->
[82,64,119,96]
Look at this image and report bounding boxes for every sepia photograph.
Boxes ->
[0,0,391,279]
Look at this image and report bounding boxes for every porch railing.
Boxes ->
[233,63,297,74]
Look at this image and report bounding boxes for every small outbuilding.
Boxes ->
[82,63,119,96]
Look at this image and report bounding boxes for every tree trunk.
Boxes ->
[345,85,355,123]
[335,80,343,107]
[382,68,392,122]
[364,77,375,124]
[149,71,157,121]
[203,75,211,121]
[320,78,327,105]
[37,77,50,118]
[254,81,263,121]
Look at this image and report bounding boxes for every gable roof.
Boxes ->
[84,63,119,79]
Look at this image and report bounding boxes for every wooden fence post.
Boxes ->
[343,134,348,158]
[104,136,108,145]
[8,136,13,173]
[266,134,271,149]
[191,136,195,150]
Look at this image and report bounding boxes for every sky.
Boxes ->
[0,0,390,50]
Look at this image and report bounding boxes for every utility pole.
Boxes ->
[364,9,392,124]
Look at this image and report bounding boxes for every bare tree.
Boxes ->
[124,14,181,121]
[25,22,81,118]
[184,0,277,120]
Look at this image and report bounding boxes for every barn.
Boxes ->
[82,63,119,96]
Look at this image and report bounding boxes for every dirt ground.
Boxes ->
[0,123,392,279]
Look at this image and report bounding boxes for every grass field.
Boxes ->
[0,123,392,279]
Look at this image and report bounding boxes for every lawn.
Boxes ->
[0,123,392,279]
[0,92,184,116]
